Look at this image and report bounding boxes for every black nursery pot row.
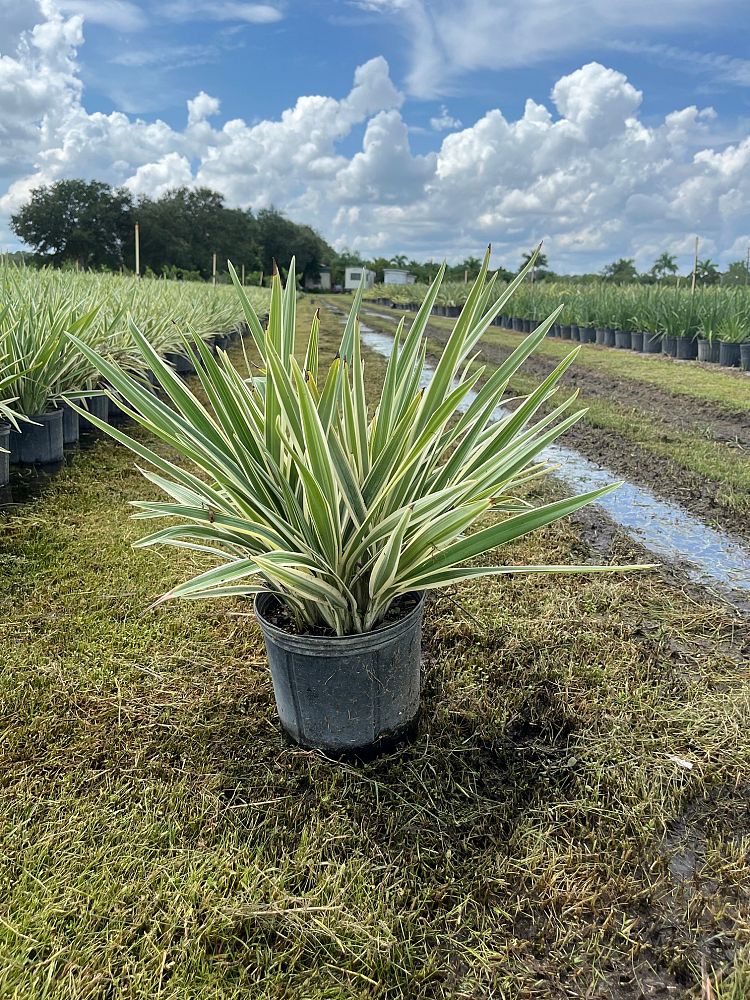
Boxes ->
[0,394,113,488]
[483,314,750,371]
[0,328,243,489]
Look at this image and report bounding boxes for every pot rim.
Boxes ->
[255,590,425,655]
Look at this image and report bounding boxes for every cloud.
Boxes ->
[351,0,745,97]
[187,91,221,126]
[55,1,147,31]
[1,5,750,274]
[608,41,750,88]
[430,106,462,131]
[159,1,283,23]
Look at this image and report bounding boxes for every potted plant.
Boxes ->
[0,360,27,487]
[68,251,648,757]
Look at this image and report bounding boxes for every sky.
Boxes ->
[1,0,749,273]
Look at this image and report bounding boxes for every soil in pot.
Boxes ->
[719,341,741,368]
[255,591,425,758]
[697,339,720,364]
[8,409,64,465]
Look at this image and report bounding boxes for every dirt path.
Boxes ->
[350,304,750,545]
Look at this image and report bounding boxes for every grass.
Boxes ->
[1,301,749,998]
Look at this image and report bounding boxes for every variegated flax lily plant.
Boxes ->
[68,249,648,635]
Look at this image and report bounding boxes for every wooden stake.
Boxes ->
[259,271,264,287]
[134,222,140,277]
[691,236,699,293]
[212,252,217,287]
[241,263,245,286]
[464,269,468,284]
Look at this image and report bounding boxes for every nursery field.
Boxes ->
[351,297,750,543]
[1,293,749,998]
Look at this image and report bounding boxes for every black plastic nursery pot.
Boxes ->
[570,325,580,341]
[603,328,616,348]
[719,341,740,368]
[662,335,677,357]
[165,351,197,375]
[580,326,595,344]
[614,330,631,349]
[0,424,9,486]
[642,332,661,354]
[741,343,750,372]
[61,402,79,444]
[560,325,571,340]
[697,338,720,364]
[255,591,425,757]
[675,337,698,361]
[512,318,523,332]
[79,394,110,432]
[594,328,607,345]
[630,331,644,352]
[9,409,64,465]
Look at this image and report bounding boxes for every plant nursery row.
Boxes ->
[0,264,268,485]
[368,281,750,370]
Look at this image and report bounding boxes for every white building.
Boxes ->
[304,266,331,291]
[383,268,416,285]
[344,266,375,291]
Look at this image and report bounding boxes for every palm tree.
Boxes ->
[696,259,720,286]
[650,252,678,280]
[520,250,548,281]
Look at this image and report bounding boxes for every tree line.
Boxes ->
[8,178,749,288]
[9,179,334,284]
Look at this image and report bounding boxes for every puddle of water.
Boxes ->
[355,320,750,597]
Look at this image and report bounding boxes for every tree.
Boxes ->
[520,250,549,281]
[601,258,638,282]
[695,258,720,286]
[10,179,133,269]
[650,252,678,280]
[133,188,261,279]
[255,208,334,285]
[722,260,750,286]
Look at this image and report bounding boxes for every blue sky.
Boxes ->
[1,0,750,272]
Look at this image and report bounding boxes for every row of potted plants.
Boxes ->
[485,315,750,369]
[369,282,750,370]
[0,265,268,485]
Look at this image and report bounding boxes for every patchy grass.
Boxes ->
[1,301,749,999]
